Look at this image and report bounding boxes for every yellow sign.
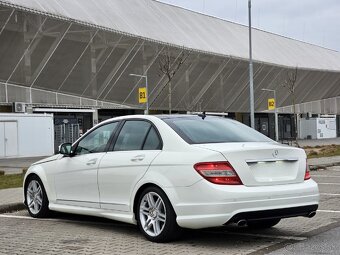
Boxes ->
[268,98,275,110]
[138,87,147,104]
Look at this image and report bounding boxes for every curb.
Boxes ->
[0,203,25,214]
[309,162,340,170]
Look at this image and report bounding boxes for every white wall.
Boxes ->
[0,113,54,158]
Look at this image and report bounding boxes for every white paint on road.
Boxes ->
[204,230,307,241]
[312,175,340,178]
[320,193,340,196]
[317,183,340,186]
[317,209,340,214]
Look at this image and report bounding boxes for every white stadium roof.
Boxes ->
[1,0,340,71]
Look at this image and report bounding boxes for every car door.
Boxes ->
[54,121,119,208]
[98,120,162,212]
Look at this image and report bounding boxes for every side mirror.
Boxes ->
[58,143,73,156]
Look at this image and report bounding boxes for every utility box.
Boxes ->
[0,113,54,158]
[299,117,337,139]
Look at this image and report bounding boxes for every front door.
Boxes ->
[98,120,162,212]
[54,122,119,208]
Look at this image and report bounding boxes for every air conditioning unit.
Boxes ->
[13,102,26,113]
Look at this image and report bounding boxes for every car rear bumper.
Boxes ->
[225,204,318,225]
[165,179,319,229]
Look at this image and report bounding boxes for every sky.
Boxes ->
[158,0,340,52]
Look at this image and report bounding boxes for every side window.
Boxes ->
[76,122,118,155]
[114,121,151,151]
[143,127,162,150]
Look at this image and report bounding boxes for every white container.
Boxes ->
[299,117,337,139]
[0,113,54,158]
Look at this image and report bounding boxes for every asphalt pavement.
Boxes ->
[268,226,340,255]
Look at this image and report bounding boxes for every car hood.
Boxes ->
[31,154,63,166]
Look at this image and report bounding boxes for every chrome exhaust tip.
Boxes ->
[237,219,247,227]
[308,211,316,218]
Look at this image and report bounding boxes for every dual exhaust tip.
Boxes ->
[236,211,317,227]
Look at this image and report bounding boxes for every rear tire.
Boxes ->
[25,176,50,218]
[136,186,181,243]
[247,218,281,229]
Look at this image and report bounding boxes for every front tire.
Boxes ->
[136,187,180,242]
[25,176,50,218]
[247,218,281,229]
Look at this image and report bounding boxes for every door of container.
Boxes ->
[4,122,18,157]
[0,123,4,157]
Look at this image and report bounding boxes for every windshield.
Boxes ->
[162,116,273,144]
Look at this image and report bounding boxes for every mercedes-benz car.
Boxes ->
[23,115,319,242]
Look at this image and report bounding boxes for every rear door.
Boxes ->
[98,120,162,212]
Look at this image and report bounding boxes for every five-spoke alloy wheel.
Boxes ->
[25,176,50,218]
[137,187,180,242]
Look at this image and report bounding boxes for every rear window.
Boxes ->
[163,116,272,144]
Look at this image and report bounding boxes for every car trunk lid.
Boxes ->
[193,142,307,186]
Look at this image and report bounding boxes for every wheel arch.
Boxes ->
[132,183,176,221]
[23,172,49,206]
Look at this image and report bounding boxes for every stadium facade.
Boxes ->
[1,0,340,140]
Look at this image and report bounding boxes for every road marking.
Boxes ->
[317,183,340,185]
[0,214,132,227]
[0,215,55,221]
[320,193,340,196]
[317,209,340,214]
[313,175,340,178]
[204,230,307,241]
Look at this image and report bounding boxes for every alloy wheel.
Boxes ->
[26,180,43,215]
[139,192,167,237]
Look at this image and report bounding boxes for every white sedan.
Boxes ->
[23,115,319,242]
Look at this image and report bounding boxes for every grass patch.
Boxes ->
[304,144,340,159]
[0,173,24,190]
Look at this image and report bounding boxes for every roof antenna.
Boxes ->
[198,111,206,120]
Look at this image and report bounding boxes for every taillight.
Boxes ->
[194,161,243,185]
[304,161,311,180]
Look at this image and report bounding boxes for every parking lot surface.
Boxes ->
[1,167,340,255]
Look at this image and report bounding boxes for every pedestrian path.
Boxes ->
[0,156,45,174]
[298,137,340,147]
[308,156,340,166]
[0,188,23,212]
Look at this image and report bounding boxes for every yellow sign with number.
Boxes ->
[139,87,147,103]
[268,98,275,110]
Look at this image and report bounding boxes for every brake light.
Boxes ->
[304,161,311,180]
[194,162,243,185]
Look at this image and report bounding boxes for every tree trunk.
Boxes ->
[169,81,172,114]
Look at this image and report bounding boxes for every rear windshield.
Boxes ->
[162,116,273,144]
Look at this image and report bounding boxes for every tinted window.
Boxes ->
[114,121,151,151]
[76,122,118,155]
[163,116,272,144]
[143,127,162,150]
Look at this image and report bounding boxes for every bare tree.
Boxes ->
[282,67,299,143]
[153,46,190,114]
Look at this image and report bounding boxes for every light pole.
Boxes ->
[248,0,255,129]
[130,73,149,115]
[262,88,279,141]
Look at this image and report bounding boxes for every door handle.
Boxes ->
[131,155,145,162]
[86,158,98,165]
